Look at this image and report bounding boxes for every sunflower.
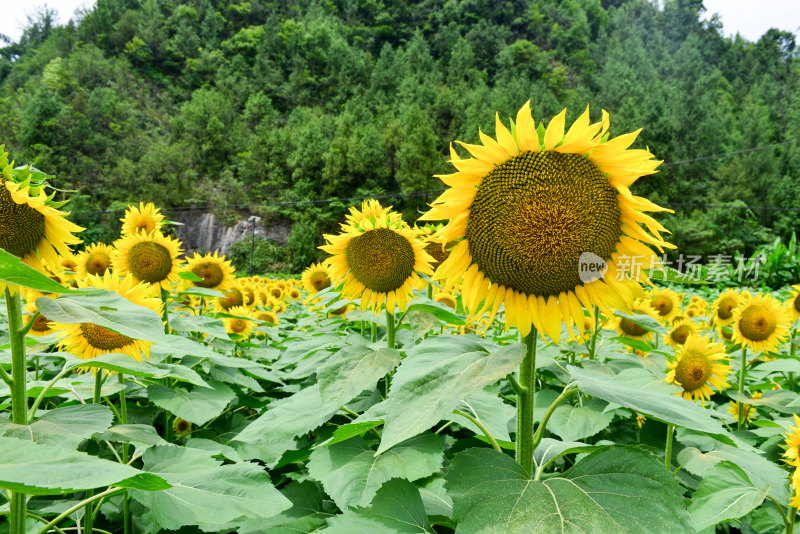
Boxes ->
[113,231,182,290]
[712,288,743,327]
[419,103,673,341]
[321,200,434,314]
[77,243,115,277]
[255,310,278,327]
[288,288,301,300]
[268,285,284,300]
[0,148,83,293]
[664,318,698,347]
[732,294,790,354]
[50,273,162,363]
[240,283,257,307]
[301,263,332,295]
[435,292,458,310]
[610,298,659,342]
[58,251,79,285]
[120,202,164,236]
[728,391,762,424]
[23,292,56,336]
[327,305,352,318]
[214,286,244,312]
[224,306,255,338]
[665,334,730,404]
[648,288,682,323]
[787,285,800,322]
[173,418,192,437]
[184,252,235,291]
[785,414,800,467]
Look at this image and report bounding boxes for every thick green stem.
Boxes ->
[160,289,170,334]
[588,306,600,360]
[516,329,537,477]
[371,322,377,343]
[790,330,797,392]
[28,364,72,423]
[665,424,675,471]
[7,289,28,534]
[789,506,797,534]
[738,348,747,430]
[427,284,433,300]
[84,372,105,534]
[386,310,396,349]
[118,375,131,534]
[35,488,126,534]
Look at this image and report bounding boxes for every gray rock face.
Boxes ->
[174,210,292,256]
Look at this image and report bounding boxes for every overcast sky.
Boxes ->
[0,0,798,45]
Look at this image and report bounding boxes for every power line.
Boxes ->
[661,139,800,166]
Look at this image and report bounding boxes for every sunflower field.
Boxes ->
[2,103,800,534]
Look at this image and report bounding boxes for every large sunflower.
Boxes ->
[321,200,434,314]
[712,288,743,327]
[419,103,673,341]
[184,252,235,291]
[665,334,730,404]
[50,273,162,363]
[664,318,698,347]
[731,294,790,354]
[0,148,83,293]
[610,298,659,342]
[120,202,165,236]
[223,306,255,339]
[301,263,332,295]
[113,231,183,290]
[76,242,115,277]
[23,291,56,336]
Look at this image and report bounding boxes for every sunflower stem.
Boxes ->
[84,371,104,534]
[588,306,600,360]
[665,424,675,471]
[371,322,377,343]
[427,284,433,300]
[453,409,501,453]
[788,506,797,534]
[738,348,747,430]
[516,329,537,477]
[160,288,170,334]
[6,289,28,534]
[790,330,797,391]
[386,310,395,349]
[118,374,131,534]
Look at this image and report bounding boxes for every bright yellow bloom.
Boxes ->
[224,306,255,339]
[301,263,332,295]
[664,318,698,347]
[76,243,115,278]
[784,414,800,468]
[648,288,682,323]
[787,285,800,322]
[120,202,164,236]
[665,334,730,405]
[419,102,674,342]
[113,231,183,290]
[728,392,762,423]
[732,294,790,354]
[184,252,235,291]
[610,298,659,342]
[712,288,743,327]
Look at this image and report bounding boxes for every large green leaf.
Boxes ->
[236,481,334,534]
[96,424,168,449]
[1,404,113,448]
[688,461,769,531]
[307,433,445,509]
[445,447,691,533]
[129,445,291,530]
[568,366,741,447]
[324,478,434,534]
[147,380,235,425]
[446,387,515,443]
[377,336,525,454]
[317,344,401,411]
[233,384,338,445]
[405,302,465,325]
[36,290,164,342]
[0,436,169,494]
[548,399,614,441]
[0,249,89,294]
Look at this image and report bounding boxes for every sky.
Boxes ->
[0,0,798,44]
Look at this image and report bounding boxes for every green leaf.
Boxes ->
[445,447,691,533]
[0,249,89,294]
[689,461,770,531]
[0,436,169,494]
[377,336,525,454]
[147,380,235,425]
[36,291,164,343]
[129,445,291,530]
[178,271,204,282]
[236,481,333,534]
[446,387,515,443]
[548,399,614,441]
[533,438,608,472]
[169,312,229,338]
[307,433,445,509]
[1,404,113,448]
[419,477,453,519]
[316,420,384,448]
[612,310,666,333]
[317,344,401,411]
[234,384,338,445]
[95,425,168,449]
[569,366,741,448]
[728,389,800,413]
[324,478,434,534]
[405,302,465,325]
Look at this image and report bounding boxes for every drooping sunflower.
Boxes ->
[712,288,743,327]
[77,242,115,277]
[327,304,352,318]
[255,310,278,326]
[648,288,682,324]
[120,202,165,236]
[239,282,257,307]
[301,263,332,295]
[113,231,183,290]
[609,298,659,342]
[434,292,458,310]
[732,294,790,354]
[50,273,162,363]
[419,103,673,341]
[0,148,83,293]
[664,318,698,347]
[224,306,255,339]
[321,200,434,314]
[184,252,235,291]
[728,391,762,424]
[665,334,730,404]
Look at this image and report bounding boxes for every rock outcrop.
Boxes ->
[174,210,292,256]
